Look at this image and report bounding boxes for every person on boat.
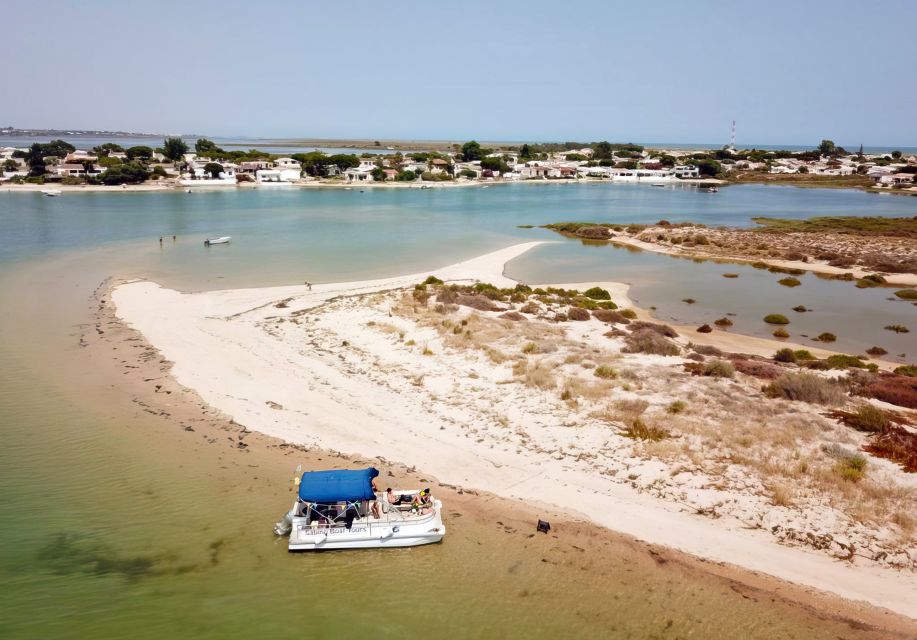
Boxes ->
[412,488,432,513]
[368,477,381,519]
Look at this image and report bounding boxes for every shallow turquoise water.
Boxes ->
[5,183,912,354]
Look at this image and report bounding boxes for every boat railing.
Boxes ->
[296,502,437,535]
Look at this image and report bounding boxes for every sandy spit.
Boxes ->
[112,242,917,620]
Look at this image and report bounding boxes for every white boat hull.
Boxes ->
[286,500,446,551]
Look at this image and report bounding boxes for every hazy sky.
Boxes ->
[5,1,915,146]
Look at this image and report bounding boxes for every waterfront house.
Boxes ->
[429,158,450,175]
[56,163,103,178]
[673,165,700,178]
[64,150,98,164]
[272,157,302,181]
[345,166,375,182]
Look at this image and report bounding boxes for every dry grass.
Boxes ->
[513,358,556,390]
[763,373,846,405]
[769,482,795,507]
[383,284,916,548]
[561,376,611,402]
[621,418,670,441]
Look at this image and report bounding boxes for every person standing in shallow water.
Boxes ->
[159,236,162,246]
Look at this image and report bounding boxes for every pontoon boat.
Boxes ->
[204,236,231,246]
[274,467,446,551]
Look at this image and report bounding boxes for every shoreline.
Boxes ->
[606,234,917,287]
[111,242,917,621]
[2,176,722,194]
[87,275,917,636]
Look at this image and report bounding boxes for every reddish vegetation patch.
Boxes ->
[592,309,631,324]
[866,374,917,409]
[683,362,704,376]
[863,426,917,472]
[574,226,612,239]
[629,321,678,338]
[456,294,503,312]
[567,307,590,321]
[729,357,783,380]
[696,324,712,333]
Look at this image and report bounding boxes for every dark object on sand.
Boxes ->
[536,519,551,534]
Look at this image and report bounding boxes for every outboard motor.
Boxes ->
[273,506,295,536]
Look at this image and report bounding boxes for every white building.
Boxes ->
[180,155,238,185]
[673,165,700,178]
[56,163,103,178]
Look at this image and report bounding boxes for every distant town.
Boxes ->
[2,134,915,193]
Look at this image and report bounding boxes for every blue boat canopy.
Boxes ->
[298,467,379,503]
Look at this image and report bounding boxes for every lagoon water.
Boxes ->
[1,183,916,638]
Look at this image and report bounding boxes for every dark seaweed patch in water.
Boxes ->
[38,533,156,581]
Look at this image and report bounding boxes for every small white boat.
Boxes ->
[42,189,62,197]
[707,186,719,193]
[204,236,231,246]
[274,467,446,551]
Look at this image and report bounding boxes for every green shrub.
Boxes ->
[764,314,789,325]
[884,324,910,334]
[825,354,866,369]
[816,332,837,342]
[774,348,796,363]
[522,342,537,354]
[894,365,917,377]
[865,346,887,357]
[894,289,917,300]
[794,350,815,361]
[703,359,735,378]
[666,400,687,414]
[845,404,891,433]
[620,309,637,319]
[835,453,867,482]
[596,300,618,310]
[773,328,790,338]
[583,286,611,300]
[594,365,617,379]
[792,305,808,313]
[778,277,801,287]
[804,359,831,371]
[422,275,444,285]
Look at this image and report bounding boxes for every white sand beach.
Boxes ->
[113,242,917,620]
